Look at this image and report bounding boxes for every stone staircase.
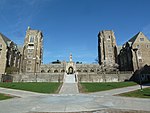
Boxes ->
[63,74,76,83]
[59,73,79,94]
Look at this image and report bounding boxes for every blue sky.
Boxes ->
[0,0,150,64]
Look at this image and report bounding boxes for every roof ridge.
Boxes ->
[128,32,141,43]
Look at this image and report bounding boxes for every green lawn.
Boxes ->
[0,93,13,100]
[0,82,62,94]
[119,87,150,98]
[79,82,137,93]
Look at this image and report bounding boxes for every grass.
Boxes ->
[118,87,150,98]
[0,82,62,94]
[0,93,13,100]
[79,82,137,93]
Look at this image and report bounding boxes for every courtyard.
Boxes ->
[0,82,149,113]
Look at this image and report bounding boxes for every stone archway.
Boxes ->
[68,67,74,74]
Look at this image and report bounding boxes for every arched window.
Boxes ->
[47,70,51,73]
[83,70,87,72]
[54,70,58,73]
[41,70,45,73]
[61,70,65,72]
[90,69,94,72]
[77,70,81,72]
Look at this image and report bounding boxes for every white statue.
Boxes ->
[70,53,72,62]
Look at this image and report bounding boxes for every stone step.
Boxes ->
[64,74,76,83]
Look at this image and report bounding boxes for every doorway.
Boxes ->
[68,67,74,74]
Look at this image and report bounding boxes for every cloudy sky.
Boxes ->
[0,0,150,63]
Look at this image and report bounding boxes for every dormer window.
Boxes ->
[29,36,34,43]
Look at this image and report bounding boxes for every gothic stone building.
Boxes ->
[40,54,101,74]
[22,27,43,73]
[98,30,118,67]
[0,33,21,74]
[118,32,150,71]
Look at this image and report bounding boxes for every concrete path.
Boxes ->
[0,84,149,113]
[0,87,46,97]
[59,73,79,94]
[59,83,79,94]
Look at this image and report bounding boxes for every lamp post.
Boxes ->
[133,48,142,91]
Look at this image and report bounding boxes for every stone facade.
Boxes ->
[119,32,150,71]
[40,54,101,74]
[0,33,21,74]
[40,63,101,74]
[98,30,118,67]
[22,27,43,73]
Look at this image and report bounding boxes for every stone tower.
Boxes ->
[22,27,43,73]
[98,30,117,67]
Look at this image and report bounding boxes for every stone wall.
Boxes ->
[0,72,139,83]
[77,73,133,82]
[0,73,64,82]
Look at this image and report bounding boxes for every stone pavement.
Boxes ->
[0,85,149,113]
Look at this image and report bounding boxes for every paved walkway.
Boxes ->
[59,83,79,94]
[0,85,149,113]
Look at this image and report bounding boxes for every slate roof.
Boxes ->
[0,33,11,45]
[128,32,140,44]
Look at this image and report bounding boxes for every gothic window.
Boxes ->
[140,38,144,41]
[29,36,34,43]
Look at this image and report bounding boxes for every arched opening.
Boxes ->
[47,70,51,73]
[83,70,87,73]
[68,67,74,74]
[77,70,81,72]
[90,69,94,72]
[54,70,58,73]
[61,69,65,73]
[41,70,45,73]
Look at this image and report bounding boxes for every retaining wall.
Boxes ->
[0,73,64,82]
[77,73,133,82]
